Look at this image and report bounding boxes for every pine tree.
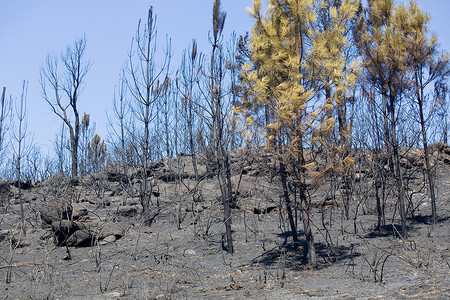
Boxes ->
[313,0,360,219]
[210,0,234,253]
[401,2,449,226]
[240,0,358,266]
[356,0,410,238]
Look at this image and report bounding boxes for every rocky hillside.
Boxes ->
[0,146,449,299]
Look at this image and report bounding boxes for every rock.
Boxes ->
[127,197,141,205]
[50,220,125,247]
[72,203,88,220]
[402,148,423,168]
[428,142,446,154]
[252,206,277,215]
[66,229,93,247]
[0,180,10,205]
[41,197,72,227]
[87,198,111,207]
[12,238,32,248]
[98,222,124,239]
[11,180,33,190]
[0,230,7,243]
[99,235,116,245]
[51,219,77,231]
[117,205,141,217]
[158,169,179,182]
[51,220,78,245]
[444,146,450,156]
[185,249,196,255]
[74,220,97,232]
[107,171,128,183]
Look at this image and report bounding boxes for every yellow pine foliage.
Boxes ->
[238,0,360,177]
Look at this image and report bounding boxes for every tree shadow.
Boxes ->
[364,224,412,239]
[408,214,450,225]
[252,232,360,271]
[364,214,450,239]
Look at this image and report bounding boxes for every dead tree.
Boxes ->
[0,87,12,170]
[407,34,449,225]
[209,0,234,253]
[12,81,30,234]
[126,7,170,225]
[107,71,134,201]
[53,124,70,177]
[177,40,200,180]
[40,37,91,178]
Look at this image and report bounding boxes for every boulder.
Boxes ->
[66,229,93,247]
[106,169,128,183]
[99,235,116,245]
[0,230,9,244]
[0,180,10,205]
[72,203,88,220]
[428,142,446,154]
[41,197,72,227]
[51,220,78,245]
[444,145,450,156]
[157,169,179,182]
[42,199,125,247]
[87,197,111,207]
[117,205,141,217]
[402,148,423,168]
[11,180,33,190]
[98,222,124,239]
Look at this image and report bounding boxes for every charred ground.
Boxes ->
[0,146,449,299]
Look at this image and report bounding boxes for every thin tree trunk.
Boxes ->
[280,159,298,248]
[217,148,233,253]
[210,0,233,253]
[417,77,437,225]
[296,144,317,266]
[0,87,5,154]
[389,94,407,238]
[69,128,78,178]
[188,102,199,180]
[299,171,317,266]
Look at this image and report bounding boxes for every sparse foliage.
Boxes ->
[125,6,171,225]
[40,36,92,178]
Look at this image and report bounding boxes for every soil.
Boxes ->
[0,149,449,299]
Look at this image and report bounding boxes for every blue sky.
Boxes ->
[0,0,449,154]
[0,0,254,153]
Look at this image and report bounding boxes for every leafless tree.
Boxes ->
[0,87,12,172]
[53,124,70,177]
[159,76,173,158]
[125,7,171,225]
[206,0,234,253]
[40,36,92,178]
[407,41,449,225]
[12,80,30,234]
[434,79,449,144]
[107,70,134,200]
[177,40,201,179]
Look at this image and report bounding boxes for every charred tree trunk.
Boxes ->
[278,153,299,248]
[389,92,407,238]
[416,70,437,225]
[296,143,317,266]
